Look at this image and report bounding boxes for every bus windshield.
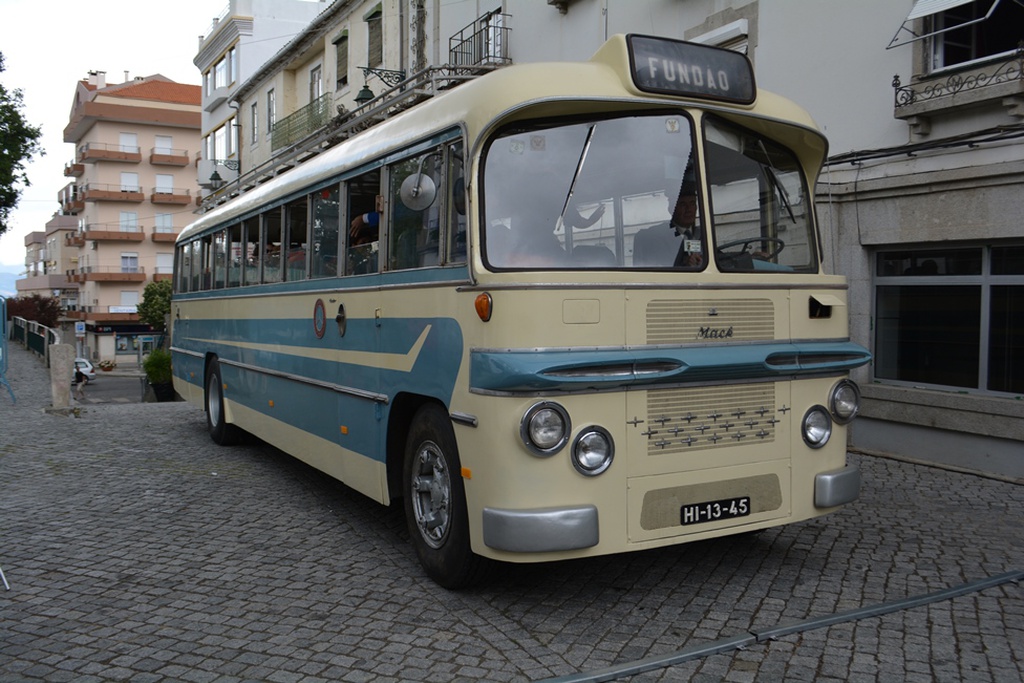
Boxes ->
[482,112,818,273]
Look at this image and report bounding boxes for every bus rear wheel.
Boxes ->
[206,360,241,445]
[403,404,485,588]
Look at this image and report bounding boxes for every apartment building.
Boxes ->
[14,214,78,309]
[194,0,328,201]
[61,71,201,362]
[194,0,1023,478]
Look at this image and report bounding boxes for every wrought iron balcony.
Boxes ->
[893,46,1024,118]
[271,93,334,151]
[449,13,511,67]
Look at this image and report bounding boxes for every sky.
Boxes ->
[0,0,226,269]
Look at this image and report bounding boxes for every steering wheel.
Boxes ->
[716,236,786,260]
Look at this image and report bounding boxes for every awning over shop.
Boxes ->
[888,0,1002,49]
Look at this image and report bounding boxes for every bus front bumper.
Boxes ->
[814,464,860,508]
[482,505,599,553]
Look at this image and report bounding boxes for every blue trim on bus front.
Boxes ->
[470,340,871,393]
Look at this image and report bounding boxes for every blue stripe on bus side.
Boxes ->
[174,316,464,458]
[469,341,871,393]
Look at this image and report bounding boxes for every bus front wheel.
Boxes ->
[403,404,485,588]
[206,360,241,446]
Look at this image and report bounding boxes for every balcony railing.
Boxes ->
[149,147,191,166]
[151,227,178,243]
[58,183,84,213]
[271,92,334,151]
[64,160,84,177]
[79,223,146,242]
[81,183,145,203]
[894,47,1024,114]
[150,188,192,205]
[78,142,142,163]
[449,13,511,67]
[75,266,147,283]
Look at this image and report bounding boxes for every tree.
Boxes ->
[137,279,172,332]
[5,294,60,328]
[0,52,44,237]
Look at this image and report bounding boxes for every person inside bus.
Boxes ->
[632,169,703,268]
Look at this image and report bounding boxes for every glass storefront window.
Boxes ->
[873,245,1024,395]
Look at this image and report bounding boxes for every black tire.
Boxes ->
[403,404,485,588]
[206,360,241,445]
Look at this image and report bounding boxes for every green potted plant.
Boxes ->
[143,348,175,402]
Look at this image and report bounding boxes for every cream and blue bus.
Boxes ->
[172,34,870,588]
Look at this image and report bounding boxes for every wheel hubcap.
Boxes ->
[207,374,221,427]
[411,441,451,549]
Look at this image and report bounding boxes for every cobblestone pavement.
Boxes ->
[1,342,1022,682]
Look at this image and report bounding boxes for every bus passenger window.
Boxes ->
[200,235,214,290]
[242,216,259,285]
[213,229,227,289]
[347,170,380,275]
[177,243,191,293]
[389,150,440,270]
[311,186,340,278]
[285,197,308,281]
[227,223,242,287]
[262,207,283,283]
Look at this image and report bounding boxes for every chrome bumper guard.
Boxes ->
[814,464,860,508]
[482,505,599,553]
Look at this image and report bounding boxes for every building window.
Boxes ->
[250,102,259,144]
[366,8,383,67]
[335,34,349,88]
[121,252,139,274]
[215,57,228,89]
[874,245,1024,395]
[267,89,276,136]
[226,116,236,157]
[310,64,323,101]
[930,0,1023,70]
[155,213,174,233]
[229,46,238,85]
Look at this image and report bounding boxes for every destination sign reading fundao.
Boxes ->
[628,34,756,104]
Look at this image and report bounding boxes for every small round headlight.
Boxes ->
[520,402,570,456]
[829,379,860,424]
[802,406,832,449]
[571,427,614,476]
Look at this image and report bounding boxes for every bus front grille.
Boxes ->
[646,298,775,344]
[642,383,777,455]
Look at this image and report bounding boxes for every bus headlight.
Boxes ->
[829,379,860,424]
[571,427,614,476]
[520,401,571,456]
[802,406,832,449]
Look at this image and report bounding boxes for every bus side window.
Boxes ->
[177,242,191,293]
[242,216,259,285]
[262,207,283,284]
[311,186,340,278]
[389,150,441,270]
[198,237,212,291]
[347,170,380,275]
[213,229,227,289]
[285,196,308,281]
[447,142,466,264]
[227,223,242,287]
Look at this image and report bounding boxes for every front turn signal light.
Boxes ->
[475,292,493,322]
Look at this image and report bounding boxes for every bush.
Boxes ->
[143,348,172,385]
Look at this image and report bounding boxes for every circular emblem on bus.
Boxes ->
[313,299,327,339]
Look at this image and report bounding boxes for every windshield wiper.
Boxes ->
[560,124,597,223]
[757,140,796,224]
